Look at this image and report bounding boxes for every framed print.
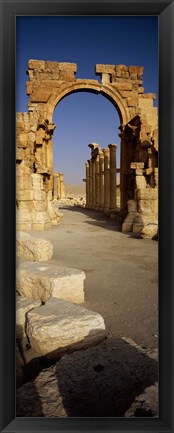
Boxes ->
[0,1,174,432]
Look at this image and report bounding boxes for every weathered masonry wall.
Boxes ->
[16,60,158,234]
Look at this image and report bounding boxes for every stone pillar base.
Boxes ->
[133,214,158,234]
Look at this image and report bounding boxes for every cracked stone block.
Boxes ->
[26,298,106,359]
[16,231,53,261]
[16,294,41,338]
[16,262,85,303]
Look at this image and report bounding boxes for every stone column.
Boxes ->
[95,155,100,209]
[99,152,104,211]
[53,174,58,200]
[92,159,95,208]
[59,173,65,198]
[88,160,93,208]
[103,148,110,214]
[57,174,61,199]
[108,144,117,210]
[85,161,90,207]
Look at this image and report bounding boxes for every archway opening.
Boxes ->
[52,91,121,209]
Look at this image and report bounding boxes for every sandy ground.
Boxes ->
[30,203,158,351]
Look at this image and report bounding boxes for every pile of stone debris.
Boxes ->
[56,195,86,207]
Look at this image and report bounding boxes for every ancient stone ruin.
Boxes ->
[53,172,65,200]
[16,60,158,236]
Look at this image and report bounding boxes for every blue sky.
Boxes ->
[16,16,158,184]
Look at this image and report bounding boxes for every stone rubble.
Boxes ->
[57,195,86,207]
[16,261,85,303]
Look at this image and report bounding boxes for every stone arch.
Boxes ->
[46,81,129,126]
[16,60,158,233]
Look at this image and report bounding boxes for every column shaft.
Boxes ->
[95,155,100,209]
[108,144,117,210]
[85,161,90,207]
[53,175,58,200]
[92,159,95,208]
[103,148,110,214]
[99,153,104,210]
[88,160,93,208]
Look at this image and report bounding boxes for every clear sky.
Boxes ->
[16,16,158,184]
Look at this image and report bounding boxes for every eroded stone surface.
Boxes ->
[16,294,41,338]
[16,261,85,303]
[26,298,106,359]
[141,223,158,240]
[16,231,53,261]
[16,337,158,417]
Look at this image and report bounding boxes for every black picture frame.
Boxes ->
[0,0,173,432]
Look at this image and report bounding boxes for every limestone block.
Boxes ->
[16,262,85,303]
[129,66,144,76]
[16,294,41,338]
[45,61,60,71]
[132,213,157,233]
[127,199,137,213]
[59,71,75,81]
[135,175,147,189]
[112,82,133,90]
[26,298,106,358]
[138,199,154,215]
[28,59,45,70]
[31,173,44,190]
[101,73,111,84]
[141,223,158,240]
[127,97,138,107]
[16,190,34,201]
[33,190,46,201]
[16,148,25,161]
[96,64,115,74]
[138,87,144,93]
[115,64,128,72]
[18,132,28,148]
[120,90,137,98]
[26,81,33,95]
[33,200,47,211]
[135,188,157,200]
[16,174,32,191]
[135,169,143,176]
[30,89,51,103]
[59,62,77,72]
[122,200,138,232]
[122,215,135,232]
[16,231,53,261]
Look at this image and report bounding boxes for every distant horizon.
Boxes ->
[16,16,158,184]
